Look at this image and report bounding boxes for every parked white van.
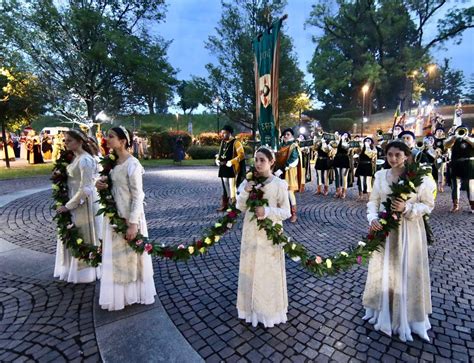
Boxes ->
[41,126,70,136]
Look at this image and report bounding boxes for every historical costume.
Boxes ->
[26,131,44,164]
[52,133,65,161]
[236,176,291,328]
[41,134,53,161]
[332,132,352,199]
[446,126,474,213]
[420,136,438,181]
[0,135,15,161]
[277,128,304,222]
[216,125,246,211]
[355,137,377,198]
[433,128,448,192]
[363,169,436,342]
[99,156,156,310]
[54,152,101,283]
[313,138,332,195]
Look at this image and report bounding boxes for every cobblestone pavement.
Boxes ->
[1,166,473,362]
[0,274,99,362]
[0,175,51,196]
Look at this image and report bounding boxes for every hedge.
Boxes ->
[150,130,192,158]
[187,145,220,160]
[328,117,355,133]
[198,132,221,146]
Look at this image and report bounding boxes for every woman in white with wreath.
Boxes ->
[54,130,101,283]
[236,147,291,328]
[96,126,156,311]
[363,141,436,342]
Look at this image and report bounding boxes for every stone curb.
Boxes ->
[0,185,203,363]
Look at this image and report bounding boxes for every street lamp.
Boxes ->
[427,64,436,76]
[175,112,179,132]
[361,83,369,136]
[213,97,220,133]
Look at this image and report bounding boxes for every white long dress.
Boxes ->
[236,176,291,328]
[54,152,101,283]
[99,156,156,311]
[363,169,436,342]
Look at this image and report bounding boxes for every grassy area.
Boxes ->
[140,158,216,167]
[0,163,53,180]
[0,159,216,180]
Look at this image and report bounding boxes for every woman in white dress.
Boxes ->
[363,141,436,342]
[236,147,291,328]
[54,130,101,283]
[96,126,156,311]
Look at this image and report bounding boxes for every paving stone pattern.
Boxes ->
[1,166,473,362]
[0,274,99,362]
[0,175,50,196]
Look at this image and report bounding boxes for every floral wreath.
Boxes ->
[95,153,241,260]
[244,163,431,276]
[51,150,101,267]
[53,150,430,276]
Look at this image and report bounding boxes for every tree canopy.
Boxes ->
[0,0,176,123]
[205,0,306,131]
[306,0,473,112]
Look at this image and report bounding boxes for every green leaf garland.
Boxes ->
[245,163,431,276]
[51,150,101,267]
[97,154,242,260]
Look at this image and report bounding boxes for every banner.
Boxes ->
[253,20,281,150]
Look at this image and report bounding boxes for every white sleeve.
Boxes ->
[65,156,95,210]
[263,180,291,221]
[402,176,436,220]
[367,171,382,224]
[127,159,145,224]
[236,181,249,212]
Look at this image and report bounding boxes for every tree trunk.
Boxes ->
[147,98,155,115]
[86,99,95,122]
[1,119,10,168]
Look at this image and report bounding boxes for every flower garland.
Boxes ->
[246,163,431,276]
[96,153,242,260]
[51,150,101,267]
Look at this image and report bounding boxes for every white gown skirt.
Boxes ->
[54,239,100,283]
[99,222,156,311]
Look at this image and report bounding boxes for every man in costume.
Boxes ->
[445,126,474,213]
[434,127,448,192]
[216,125,245,211]
[277,128,303,223]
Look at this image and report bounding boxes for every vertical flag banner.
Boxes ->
[253,19,282,150]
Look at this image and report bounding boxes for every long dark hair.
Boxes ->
[110,126,132,148]
[66,130,94,156]
[385,140,411,156]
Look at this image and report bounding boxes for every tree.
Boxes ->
[306,0,473,112]
[0,66,43,168]
[423,59,465,105]
[177,77,212,115]
[0,0,167,122]
[205,0,305,131]
[119,31,177,115]
[464,74,474,103]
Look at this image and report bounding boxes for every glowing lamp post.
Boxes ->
[361,84,370,136]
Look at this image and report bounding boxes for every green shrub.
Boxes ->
[334,109,361,119]
[198,132,221,146]
[328,117,355,133]
[150,130,192,158]
[187,145,220,160]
